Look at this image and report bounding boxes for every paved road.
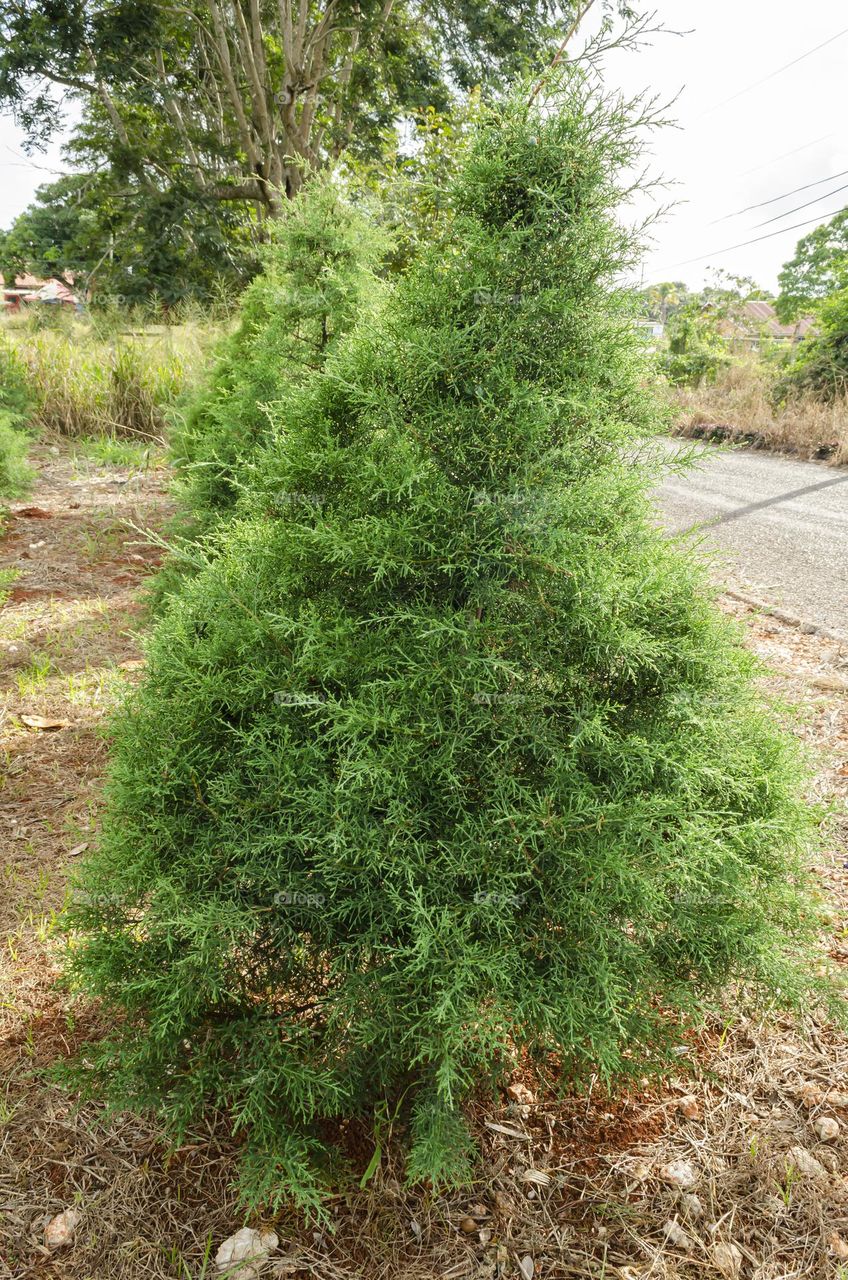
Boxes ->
[653,441,848,638]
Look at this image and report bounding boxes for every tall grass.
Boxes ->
[0,311,220,441]
[671,358,848,465]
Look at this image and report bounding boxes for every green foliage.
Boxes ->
[0,172,257,308]
[662,274,770,387]
[777,209,848,323]
[0,410,33,497]
[639,280,688,323]
[0,339,33,419]
[0,339,34,497]
[663,302,729,387]
[170,175,389,532]
[779,276,848,402]
[65,75,831,1214]
[0,0,596,302]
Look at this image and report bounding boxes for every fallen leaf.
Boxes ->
[20,715,70,731]
[118,658,144,671]
[67,843,89,858]
[519,1168,551,1187]
[507,1082,536,1105]
[518,1256,534,1280]
[829,1232,848,1261]
[798,1082,825,1108]
[484,1121,532,1141]
[676,1095,701,1120]
[14,506,52,519]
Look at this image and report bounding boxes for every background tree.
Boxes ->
[777,208,848,322]
[0,1,655,297]
[641,279,687,323]
[0,171,256,304]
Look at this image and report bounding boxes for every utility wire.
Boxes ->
[670,206,848,268]
[736,133,834,179]
[702,24,848,115]
[752,179,848,229]
[711,168,848,225]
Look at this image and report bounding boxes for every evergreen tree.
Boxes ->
[170,176,387,535]
[66,74,831,1213]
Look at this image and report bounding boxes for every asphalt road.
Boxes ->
[653,441,848,638]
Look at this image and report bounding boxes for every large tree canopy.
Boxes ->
[0,0,578,215]
[777,208,848,322]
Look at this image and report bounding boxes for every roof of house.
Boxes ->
[738,300,815,340]
[1,272,49,291]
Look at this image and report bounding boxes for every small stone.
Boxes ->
[676,1095,701,1120]
[459,1216,479,1234]
[680,1192,704,1219]
[467,1202,489,1219]
[215,1227,278,1280]
[658,1159,698,1189]
[713,1242,743,1277]
[663,1219,692,1250]
[44,1209,80,1250]
[479,1227,493,1245]
[814,1115,840,1142]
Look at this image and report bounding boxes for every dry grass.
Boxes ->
[2,445,848,1278]
[671,360,848,466]
[0,315,218,442]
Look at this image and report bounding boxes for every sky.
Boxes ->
[601,0,848,291]
[0,0,846,295]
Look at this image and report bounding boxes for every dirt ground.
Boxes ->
[2,442,848,1280]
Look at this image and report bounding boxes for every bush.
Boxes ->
[66,76,831,1214]
[779,282,848,403]
[169,176,388,534]
[0,413,33,496]
[0,339,35,497]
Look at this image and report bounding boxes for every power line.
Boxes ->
[735,133,834,180]
[702,24,848,116]
[753,180,848,229]
[670,205,848,268]
[711,168,848,225]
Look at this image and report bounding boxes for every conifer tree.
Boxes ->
[66,74,831,1212]
[170,176,387,535]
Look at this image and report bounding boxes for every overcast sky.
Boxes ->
[0,0,846,295]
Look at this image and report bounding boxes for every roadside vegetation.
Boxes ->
[650,248,848,462]
[0,308,219,442]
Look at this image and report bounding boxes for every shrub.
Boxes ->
[0,413,33,496]
[66,76,831,1214]
[779,281,848,403]
[0,339,34,497]
[169,176,388,534]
